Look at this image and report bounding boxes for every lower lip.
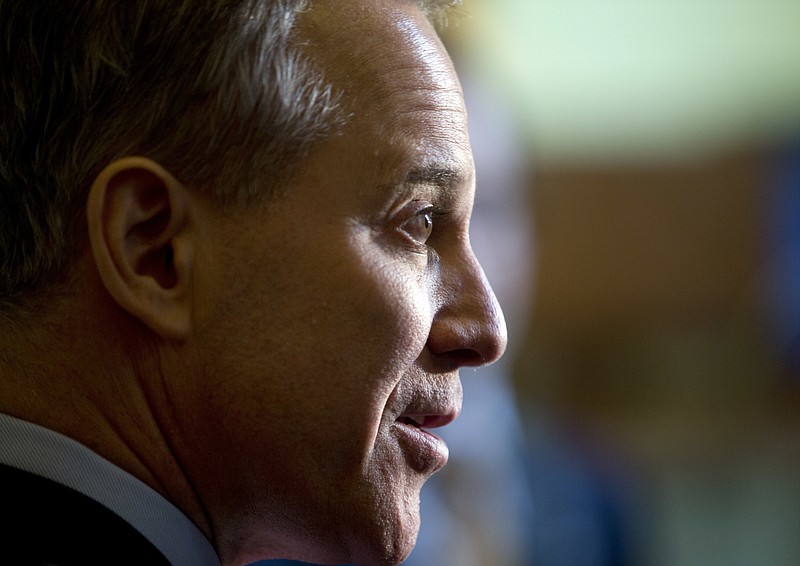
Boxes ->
[393,422,449,474]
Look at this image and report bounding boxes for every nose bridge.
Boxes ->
[430,242,508,367]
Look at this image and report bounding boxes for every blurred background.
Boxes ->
[438,0,800,564]
[259,1,800,565]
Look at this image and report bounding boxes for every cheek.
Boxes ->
[350,255,434,370]
[187,235,433,451]
[238,245,434,436]
[316,255,433,427]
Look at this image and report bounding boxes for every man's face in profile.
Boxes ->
[159,2,506,564]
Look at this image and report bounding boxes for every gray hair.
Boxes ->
[0,0,460,313]
[417,0,463,27]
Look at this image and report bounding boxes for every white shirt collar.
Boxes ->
[0,412,220,566]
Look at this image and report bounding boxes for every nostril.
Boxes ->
[425,348,486,373]
[426,264,508,369]
[427,314,507,370]
[451,348,486,367]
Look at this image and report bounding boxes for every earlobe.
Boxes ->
[87,157,195,340]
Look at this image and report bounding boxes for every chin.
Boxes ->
[340,490,422,566]
[349,529,419,566]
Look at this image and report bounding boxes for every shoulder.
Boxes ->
[0,463,170,565]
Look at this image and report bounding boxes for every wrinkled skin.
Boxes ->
[157,2,507,565]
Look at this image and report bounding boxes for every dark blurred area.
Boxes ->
[514,144,800,565]
[449,1,800,562]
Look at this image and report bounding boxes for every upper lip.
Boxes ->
[394,378,462,431]
[397,411,458,430]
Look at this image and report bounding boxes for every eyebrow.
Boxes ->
[401,165,467,196]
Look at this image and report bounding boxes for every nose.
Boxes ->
[426,248,508,370]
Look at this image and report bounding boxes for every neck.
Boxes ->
[0,286,216,550]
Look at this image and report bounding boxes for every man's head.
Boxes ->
[0,0,345,313]
[0,1,506,565]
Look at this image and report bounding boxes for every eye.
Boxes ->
[399,205,435,245]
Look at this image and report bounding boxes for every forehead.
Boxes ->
[296,0,471,183]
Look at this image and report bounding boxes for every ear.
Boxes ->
[87,157,196,340]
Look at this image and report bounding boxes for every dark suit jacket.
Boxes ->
[0,463,170,565]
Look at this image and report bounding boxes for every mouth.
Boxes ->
[397,412,456,430]
[393,407,459,474]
